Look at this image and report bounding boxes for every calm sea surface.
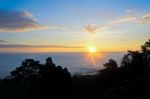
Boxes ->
[0,52,126,78]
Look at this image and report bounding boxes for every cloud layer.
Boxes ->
[0,9,48,32]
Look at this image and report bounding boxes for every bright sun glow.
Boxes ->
[88,47,96,53]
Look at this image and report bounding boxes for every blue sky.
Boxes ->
[0,0,150,52]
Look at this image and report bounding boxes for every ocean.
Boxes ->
[0,52,126,78]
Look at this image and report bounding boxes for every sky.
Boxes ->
[0,0,150,52]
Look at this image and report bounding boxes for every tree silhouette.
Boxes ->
[141,39,150,52]
[121,51,143,67]
[10,57,71,82]
[10,57,72,99]
[103,59,118,70]
[121,39,150,70]
[39,57,71,82]
[141,39,150,67]
[11,59,42,80]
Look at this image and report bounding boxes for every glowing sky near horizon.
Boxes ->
[0,0,150,52]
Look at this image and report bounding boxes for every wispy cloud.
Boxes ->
[48,25,68,30]
[84,24,110,34]
[136,14,150,24]
[110,16,136,24]
[84,14,150,34]
[111,15,150,24]
[0,44,83,48]
[0,9,48,32]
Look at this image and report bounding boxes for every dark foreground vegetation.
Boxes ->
[1,39,150,99]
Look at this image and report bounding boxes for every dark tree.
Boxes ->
[103,59,118,70]
[121,51,143,67]
[121,39,150,69]
[141,39,150,67]
[9,57,72,99]
[141,39,150,52]
[39,57,71,82]
[11,59,41,80]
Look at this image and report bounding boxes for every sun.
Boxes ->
[88,46,96,53]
